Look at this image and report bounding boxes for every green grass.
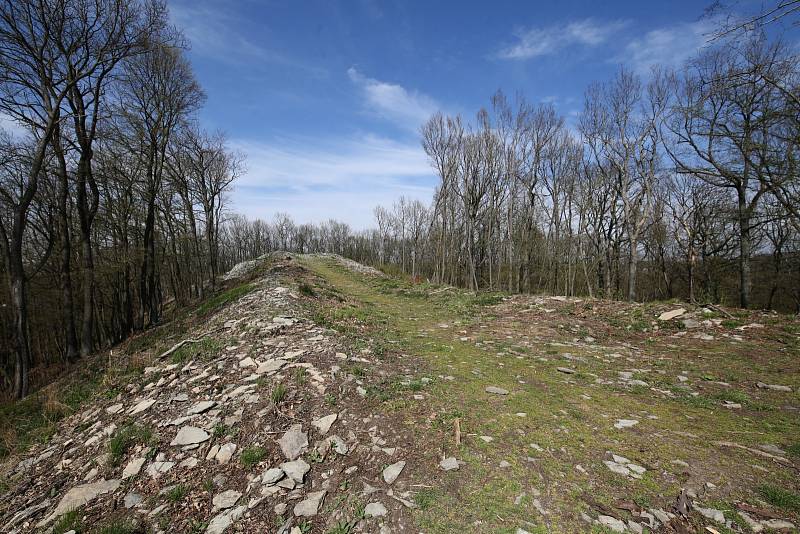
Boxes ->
[758,484,800,512]
[299,282,316,297]
[240,446,267,467]
[53,510,83,534]
[301,256,800,534]
[98,519,140,534]
[165,484,188,502]
[787,443,800,458]
[196,283,256,316]
[170,337,223,364]
[271,383,287,404]
[108,424,153,466]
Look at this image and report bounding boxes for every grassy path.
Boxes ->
[303,257,800,534]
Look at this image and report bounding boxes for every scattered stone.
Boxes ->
[756,382,792,392]
[171,426,210,446]
[213,490,243,511]
[124,492,142,509]
[280,459,311,483]
[311,413,338,435]
[106,403,124,414]
[485,386,509,395]
[383,461,406,484]
[614,419,639,429]
[658,308,686,321]
[187,400,216,415]
[261,467,285,485]
[294,490,326,517]
[207,505,246,534]
[128,398,156,415]
[364,501,388,518]
[556,367,576,374]
[122,457,146,479]
[37,479,121,526]
[215,443,237,464]
[439,457,460,471]
[277,424,308,460]
[597,515,627,532]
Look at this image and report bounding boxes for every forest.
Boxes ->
[1,0,799,400]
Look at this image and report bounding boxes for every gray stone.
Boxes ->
[206,505,246,534]
[597,515,627,532]
[257,359,288,374]
[128,398,156,415]
[439,457,459,471]
[485,386,509,395]
[262,467,285,485]
[277,424,308,460]
[756,382,792,392]
[171,426,210,446]
[658,308,686,321]
[37,479,121,526]
[280,459,311,483]
[556,367,576,374]
[122,457,145,479]
[382,460,406,484]
[187,400,217,415]
[215,443,237,464]
[293,490,326,517]
[364,501,388,518]
[212,490,242,510]
[311,413,338,435]
[614,419,639,429]
[124,492,142,509]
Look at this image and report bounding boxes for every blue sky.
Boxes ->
[167,0,730,229]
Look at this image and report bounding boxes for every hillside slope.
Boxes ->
[1,254,799,534]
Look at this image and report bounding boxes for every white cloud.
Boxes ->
[169,1,325,76]
[347,68,440,131]
[228,134,435,229]
[623,20,715,75]
[497,19,629,60]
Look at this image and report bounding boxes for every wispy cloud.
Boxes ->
[169,1,326,76]
[622,20,715,75]
[229,134,434,228]
[496,18,629,60]
[347,68,440,131]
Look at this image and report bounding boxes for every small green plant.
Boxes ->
[202,477,215,492]
[53,510,83,534]
[240,446,267,467]
[98,519,140,534]
[298,282,316,297]
[413,488,438,510]
[109,424,153,465]
[189,519,208,534]
[298,520,313,533]
[196,283,255,316]
[294,368,308,385]
[349,364,367,378]
[271,383,287,404]
[758,484,800,512]
[787,443,800,458]
[213,424,229,438]
[324,393,337,406]
[165,484,188,502]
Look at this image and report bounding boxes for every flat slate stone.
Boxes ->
[382,460,406,484]
[37,479,121,526]
[293,490,326,517]
[277,424,308,460]
[439,457,460,471]
[311,413,338,435]
[485,386,509,395]
[171,426,210,446]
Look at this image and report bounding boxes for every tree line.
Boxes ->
[0,0,241,398]
[218,35,800,315]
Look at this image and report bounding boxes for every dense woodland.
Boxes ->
[1,0,800,399]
